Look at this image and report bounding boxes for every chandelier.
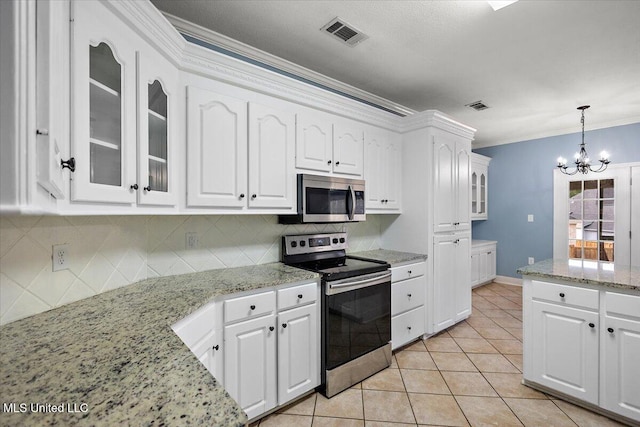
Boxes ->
[557,105,610,175]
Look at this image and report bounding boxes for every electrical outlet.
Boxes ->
[185,232,199,250]
[528,214,534,222]
[528,257,535,265]
[52,244,70,272]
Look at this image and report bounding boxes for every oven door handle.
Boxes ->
[326,271,391,295]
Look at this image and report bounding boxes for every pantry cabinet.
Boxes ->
[364,129,401,211]
[433,234,471,332]
[433,133,471,233]
[471,153,490,220]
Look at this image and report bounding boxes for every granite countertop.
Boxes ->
[350,249,427,266]
[517,259,640,292]
[0,263,318,426]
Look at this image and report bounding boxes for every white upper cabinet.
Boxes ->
[331,122,364,177]
[186,87,248,208]
[471,153,491,220]
[136,48,179,206]
[295,114,333,173]
[433,132,471,232]
[364,128,401,211]
[71,1,137,204]
[248,103,296,210]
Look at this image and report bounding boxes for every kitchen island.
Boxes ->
[518,259,640,425]
[0,263,318,426]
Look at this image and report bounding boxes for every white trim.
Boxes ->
[494,275,523,286]
[163,12,416,118]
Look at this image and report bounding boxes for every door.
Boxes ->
[602,315,640,420]
[186,87,247,208]
[433,137,456,232]
[136,48,178,206]
[71,0,137,204]
[454,235,471,320]
[278,303,318,405]
[364,130,385,209]
[383,138,402,210]
[295,114,332,173]
[433,235,457,331]
[531,300,599,404]
[224,315,277,420]
[333,123,363,177]
[191,328,223,384]
[248,103,295,209]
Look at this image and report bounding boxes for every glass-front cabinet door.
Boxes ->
[71,1,137,204]
[136,50,178,206]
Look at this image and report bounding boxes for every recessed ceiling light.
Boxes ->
[487,1,519,11]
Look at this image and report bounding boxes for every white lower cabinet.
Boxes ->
[433,234,471,333]
[391,261,426,349]
[277,302,318,404]
[224,314,277,419]
[171,280,319,421]
[471,241,497,287]
[601,292,640,420]
[524,279,640,423]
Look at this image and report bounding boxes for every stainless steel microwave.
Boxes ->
[279,174,366,224]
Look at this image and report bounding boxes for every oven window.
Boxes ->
[324,282,391,370]
[306,188,349,215]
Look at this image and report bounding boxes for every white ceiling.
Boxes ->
[151,0,640,147]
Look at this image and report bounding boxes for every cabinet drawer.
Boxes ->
[392,306,425,350]
[278,281,317,311]
[532,280,599,310]
[391,261,426,283]
[172,302,218,348]
[392,276,425,316]
[605,292,640,319]
[225,291,276,324]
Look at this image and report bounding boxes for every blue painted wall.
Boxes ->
[472,122,640,278]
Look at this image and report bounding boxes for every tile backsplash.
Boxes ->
[0,215,382,325]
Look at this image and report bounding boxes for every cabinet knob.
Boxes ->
[297,294,303,299]
[407,326,412,330]
[559,293,565,298]
[61,157,76,172]
[143,186,151,192]
[407,270,412,275]
[407,293,412,298]
[250,305,256,310]
[607,327,614,334]
[212,345,219,351]
[335,161,340,166]
[239,193,245,199]
[282,323,287,328]
[588,323,595,328]
[269,326,274,332]
[327,160,332,165]
[251,194,257,199]
[130,184,138,190]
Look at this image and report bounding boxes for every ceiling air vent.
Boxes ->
[466,101,490,111]
[321,17,369,47]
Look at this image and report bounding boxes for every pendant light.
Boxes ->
[557,105,610,175]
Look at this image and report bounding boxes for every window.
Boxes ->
[568,179,614,261]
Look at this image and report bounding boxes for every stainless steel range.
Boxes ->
[282,232,392,397]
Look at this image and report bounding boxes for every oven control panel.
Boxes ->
[283,232,347,256]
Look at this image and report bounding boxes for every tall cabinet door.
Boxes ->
[136,49,178,206]
[71,0,137,204]
[455,142,471,230]
[531,301,599,404]
[384,137,402,210]
[333,123,363,177]
[248,103,295,210]
[224,315,277,420]
[433,137,456,232]
[278,303,319,405]
[364,130,385,209]
[433,235,457,331]
[295,114,332,173]
[186,87,247,208]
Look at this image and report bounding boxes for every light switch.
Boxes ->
[528,214,534,222]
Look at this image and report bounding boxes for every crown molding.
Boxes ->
[401,110,476,140]
[162,12,417,117]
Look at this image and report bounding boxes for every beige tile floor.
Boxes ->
[251,282,626,427]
